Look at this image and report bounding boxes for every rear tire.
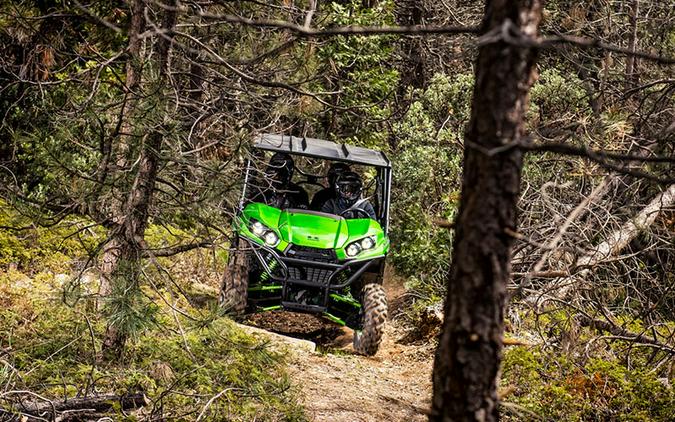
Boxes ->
[219,240,250,315]
[353,283,387,356]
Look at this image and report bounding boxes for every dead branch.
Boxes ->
[521,142,675,164]
[195,11,481,37]
[538,184,675,300]
[541,32,675,65]
[577,315,675,354]
[432,218,454,229]
[469,139,674,183]
[196,387,238,422]
[575,184,675,272]
[5,392,148,418]
[191,9,675,64]
[515,176,616,291]
[512,270,569,278]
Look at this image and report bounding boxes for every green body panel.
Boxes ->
[322,312,347,326]
[330,293,361,308]
[236,202,389,260]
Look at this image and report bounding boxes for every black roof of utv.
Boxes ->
[254,134,391,168]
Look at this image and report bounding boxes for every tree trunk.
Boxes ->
[98,0,146,301]
[100,0,177,359]
[396,0,427,90]
[430,1,542,421]
[625,0,640,88]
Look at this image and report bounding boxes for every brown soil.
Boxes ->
[244,269,435,422]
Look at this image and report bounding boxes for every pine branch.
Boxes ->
[142,240,213,258]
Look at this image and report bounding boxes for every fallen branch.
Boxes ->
[515,176,615,292]
[577,316,675,354]
[4,393,148,419]
[538,184,675,300]
[432,218,455,229]
[575,184,675,271]
[512,270,569,278]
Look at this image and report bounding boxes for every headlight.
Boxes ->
[346,236,376,257]
[249,220,280,247]
[263,231,280,247]
[346,243,362,257]
[360,236,375,250]
[251,221,266,236]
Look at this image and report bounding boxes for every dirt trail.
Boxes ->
[245,271,435,422]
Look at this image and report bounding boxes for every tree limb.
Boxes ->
[142,240,213,258]
[541,184,675,300]
[5,393,148,417]
[577,315,675,354]
[575,184,675,271]
[196,11,481,37]
[521,142,675,164]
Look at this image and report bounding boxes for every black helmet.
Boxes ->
[265,152,294,186]
[335,171,362,202]
[327,162,351,187]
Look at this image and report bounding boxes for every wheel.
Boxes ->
[219,239,250,315]
[353,283,387,356]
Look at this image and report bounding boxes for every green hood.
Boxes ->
[278,211,349,248]
[237,203,388,259]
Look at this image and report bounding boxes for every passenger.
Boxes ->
[320,171,376,219]
[250,152,309,209]
[310,162,351,211]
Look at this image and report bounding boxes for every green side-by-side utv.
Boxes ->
[220,134,392,355]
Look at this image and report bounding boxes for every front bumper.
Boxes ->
[240,236,383,319]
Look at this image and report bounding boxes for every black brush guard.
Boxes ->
[242,237,382,315]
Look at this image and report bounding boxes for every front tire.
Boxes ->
[353,283,387,356]
[219,239,250,315]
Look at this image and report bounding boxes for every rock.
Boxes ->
[190,283,219,296]
[234,322,317,354]
[188,283,219,307]
[55,273,71,286]
[149,361,175,384]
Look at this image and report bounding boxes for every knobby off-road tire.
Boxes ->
[353,283,388,356]
[219,242,250,316]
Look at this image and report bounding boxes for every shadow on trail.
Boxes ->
[242,310,351,349]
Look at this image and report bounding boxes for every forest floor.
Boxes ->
[244,271,435,422]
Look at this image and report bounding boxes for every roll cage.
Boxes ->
[238,134,393,233]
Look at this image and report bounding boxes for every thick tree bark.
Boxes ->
[430,1,542,421]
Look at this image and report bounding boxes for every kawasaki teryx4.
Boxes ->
[221,134,392,355]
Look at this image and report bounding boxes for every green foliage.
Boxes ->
[0,199,103,272]
[310,0,399,146]
[0,271,305,421]
[529,68,591,123]
[388,73,472,300]
[502,345,675,421]
[502,308,675,421]
[104,267,159,342]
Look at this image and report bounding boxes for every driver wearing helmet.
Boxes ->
[310,162,351,211]
[250,152,309,209]
[320,171,376,219]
